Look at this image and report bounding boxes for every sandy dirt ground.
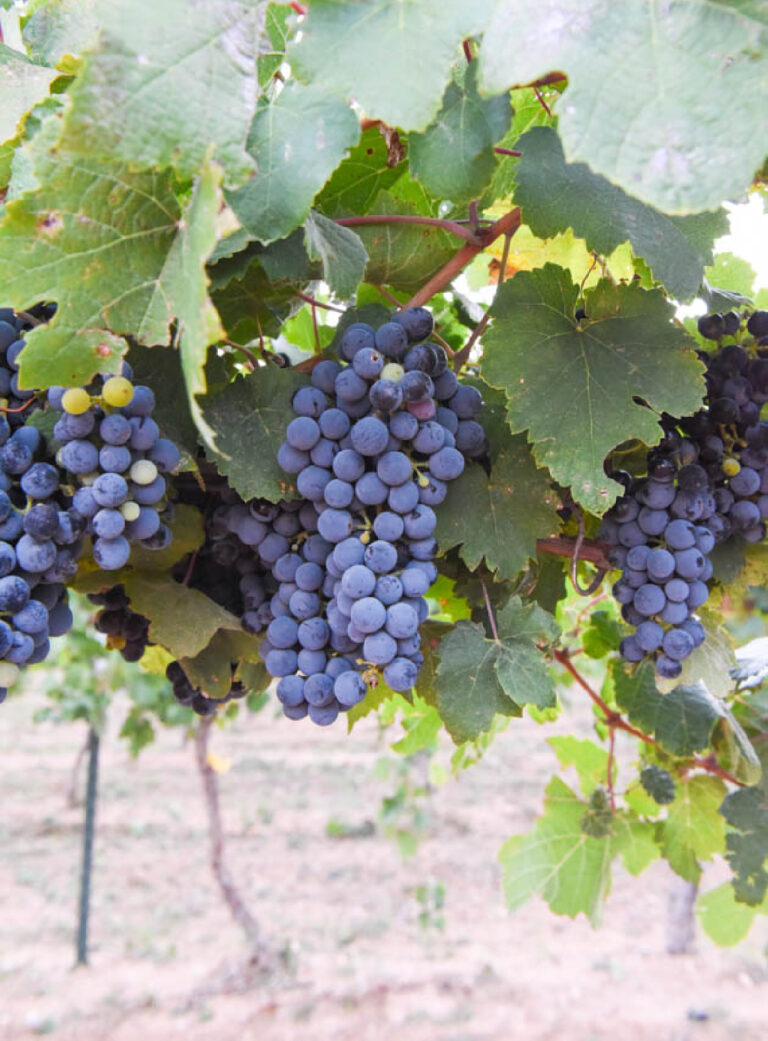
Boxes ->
[1,687,767,1041]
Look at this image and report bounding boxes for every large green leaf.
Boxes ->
[315,126,405,216]
[662,775,727,882]
[514,127,727,301]
[436,442,560,579]
[0,44,56,144]
[698,883,766,947]
[352,178,458,293]
[499,776,619,921]
[482,266,705,513]
[612,663,723,756]
[409,63,511,203]
[179,629,265,699]
[121,573,244,660]
[59,0,266,185]
[435,595,557,742]
[289,0,493,131]
[201,366,308,501]
[158,160,225,451]
[226,81,360,243]
[0,121,221,390]
[23,0,99,65]
[479,0,768,214]
[721,786,768,905]
[304,211,368,299]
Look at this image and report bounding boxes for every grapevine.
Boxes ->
[0,0,767,971]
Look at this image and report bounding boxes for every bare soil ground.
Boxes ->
[1,688,767,1041]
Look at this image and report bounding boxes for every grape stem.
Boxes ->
[451,217,517,371]
[570,510,608,596]
[335,213,483,245]
[553,648,746,788]
[403,207,522,311]
[536,535,613,571]
[480,578,500,641]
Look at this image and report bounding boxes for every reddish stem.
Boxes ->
[297,292,346,314]
[533,86,553,117]
[403,207,521,310]
[289,1,306,13]
[336,213,480,245]
[462,39,473,63]
[537,536,613,571]
[0,396,38,415]
[494,147,522,157]
[553,649,747,789]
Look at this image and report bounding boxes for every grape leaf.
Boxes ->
[352,178,458,293]
[548,736,610,795]
[128,504,205,574]
[514,127,728,301]
[201,366,308,502]
[479,0,768,214]
[721,785,768,905]
[662,775,727,882]
[126,344,199,457]
[315,126,405,217]
[435,596,557,742]
[612,663,723,756]
[655,607,736,701]
[119,573,243,660]
[697,883,765,947]
[211,257,307,346]
[23,0,100,65]
[59,0,265,185]
[0,44,56,144]
[435,620,522,743]
[436,447,559,580]
[612,817,660,877]
[0,121,222,390]
[258,2,293,86]
[289,0,493,132]
[180,629,264,699]
[304,211,368,299]
[482,266,705,514]
[226,81,360,243]
[409,63,511,203]
[499,776,618,921]
[160,160,225,451]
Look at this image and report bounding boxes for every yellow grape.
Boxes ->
[62,387,91,415]
[102,376,134,407]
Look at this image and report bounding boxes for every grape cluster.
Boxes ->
[89,585,249,715]
[48,374,180,570]
[89,585,151,662]
[270,307,485,724]
[603,308,768,678]
[0,307,47,427]
[0,312,79,701]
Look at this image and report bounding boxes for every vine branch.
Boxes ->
[553,649,746,788]
[336,213,483,245]
[403,207,521,316]
[194,716,272,964]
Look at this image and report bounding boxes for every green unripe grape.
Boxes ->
[62,387,91,415]
[722,457,741,477]
[120,500,141,522]
[381,363,405,382]
[102,376,134,407]
[130,459,158,485]
[0,662,20,687]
